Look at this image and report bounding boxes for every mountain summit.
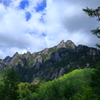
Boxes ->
[57,40,66,48]
[57,40,76,49]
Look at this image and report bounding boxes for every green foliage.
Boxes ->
[37,68,93,100]
[0,67,19,100]
[90,63,100,99]
[74,86,98,100]
[0,84,5,100]
[83,7,100,18]
[18,82,39,100]
[0,68,98,100]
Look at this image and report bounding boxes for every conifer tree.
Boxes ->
[83,7,100,48]
[3,67,19,100]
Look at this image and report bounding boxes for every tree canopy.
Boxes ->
[0,67,19,100]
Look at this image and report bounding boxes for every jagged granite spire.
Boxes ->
[24,51,31,59]
[57,40,66,48]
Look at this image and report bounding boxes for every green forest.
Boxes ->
[0,66,100,100]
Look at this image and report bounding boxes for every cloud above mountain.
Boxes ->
[0,0,99,59]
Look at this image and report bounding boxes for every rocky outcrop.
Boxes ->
[58,48,69,58]
[42,48,49,54]
[75,45,84,52]
[58,68,65,78]
[57,40,66,48]
[24,51,31,59]
[9,52,19,65]
[51,72,58,80]
[35,62,42,69]
[34,55,43,69]
[87,48,99,56]
[57,40,76,49]
[0,60,6,69]
[14,63,21,69]
[3,56,12,65]
[13,52,18,57]
[35,55,43,64]
[65,40,76,49]
[66,64,70,68]
[32,52,37,57]
[50,52,61,62]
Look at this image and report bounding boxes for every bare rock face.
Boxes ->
[87,48,99,56]
[0,60,6,69]
[13,52,19,57]
[34,55,43,69]
[58,68,65,78]
[75,45,84,52]
[24,51,31,59]
[35,55,43,64]
[32,52,37,57]
[66,64,70,68]
[51,72,58,80]
[50,52,61,62]
[65,40,76,49]
[8,52,27,69]
[9,52,19,65]
[86,63,89,68]
[57,40,76,49]
[14,63,21,69]
[3,56,12,65]
[57,40,66,48]
[42,48,49,54]
[35,62,41,69]
[58,48,69,58]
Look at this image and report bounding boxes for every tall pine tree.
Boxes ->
[83,7,100,48]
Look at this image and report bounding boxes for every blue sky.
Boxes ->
[19,0,46,21]
[0,0,99,59]
[19,0,29,9]
[19,0,46,11]
[35,0,46,12]
[25,12,31,21]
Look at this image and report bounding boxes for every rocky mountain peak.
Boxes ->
[3,56,12,65]
[13,52,19,57]
[57,40,66,48]
[66,40,73,44]
[65,40,76,49]
[57,40,76,49]
[24,51,31,59]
